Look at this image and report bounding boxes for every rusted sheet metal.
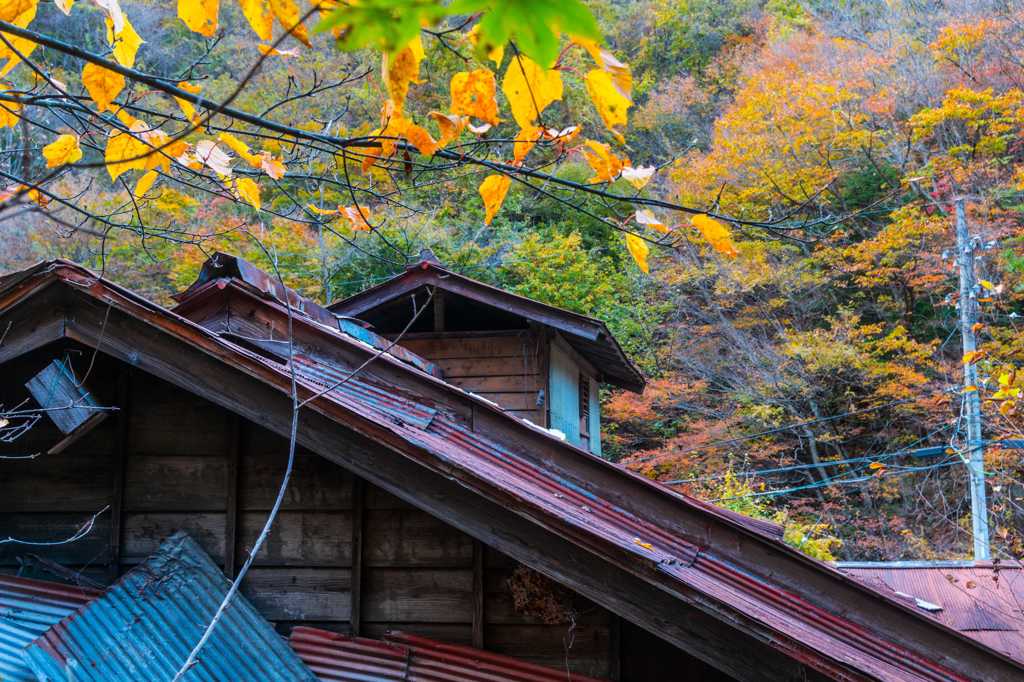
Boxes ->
[2,260,1021,681]
[0,576,100,682]
[172,252,443,379]
[327,259,645,392]
[289,626,605,681]
[842,563,1024,663]
[22,531,317,682]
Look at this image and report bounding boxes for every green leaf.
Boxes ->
[315,0,446,54]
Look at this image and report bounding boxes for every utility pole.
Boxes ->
[954,197,990,560]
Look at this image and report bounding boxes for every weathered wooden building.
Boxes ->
[1,254,1022,681]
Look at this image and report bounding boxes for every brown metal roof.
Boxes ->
[289,627,605,681]
[327,259,646,392]
[1,258,1022,681]
[841,562,1024,664]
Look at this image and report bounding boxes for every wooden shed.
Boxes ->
[1,255,1021,681]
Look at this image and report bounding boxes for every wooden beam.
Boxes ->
[224,413,241,577]
[472,540,484,649]
[109,365,130,580]
[350,477,365,636]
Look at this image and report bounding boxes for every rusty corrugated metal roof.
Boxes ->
[3,258,1022,680]
[841,563,1024,663]
[22,531,317,681]
[0,575,100,682]
[289,626,605,682]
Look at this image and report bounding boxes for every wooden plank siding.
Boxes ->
[0,349,617,677]
[397,332,547,425]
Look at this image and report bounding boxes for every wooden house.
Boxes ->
[0,254,1021,681]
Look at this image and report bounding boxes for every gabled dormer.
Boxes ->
[329,252,645,454]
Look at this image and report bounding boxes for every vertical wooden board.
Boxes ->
[362,622,474,646]
[243,567,352,622]
[436,356,538,377]
[0,513,112,566]
[484,624,610,678]
[0,451,113,512]
[239,443,352,511]
[123,455,227,511]
[364,484,416,510]
[238,510,352,566]
[364,509,474,567]
[484,565,610,626]
[128,374,228,455]
[363,568,473,623]
[398,334,531,360]
[121,512,225,564]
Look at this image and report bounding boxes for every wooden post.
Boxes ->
[109,366,130,579]
[224,414,241,577]
[350,477,365,636]
[472,540,485,649]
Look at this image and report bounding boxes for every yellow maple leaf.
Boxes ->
[999,400,1016,416]
[178,0,218,38]
[82,62,124,112]
[450,69,499,126]
[383,36,423,114]
[0,0,37,77]
[632,537,654,551]
[962,350,985,365]
[257,152,285,179]
[269,0,310,47]
[0,0,34,23]
[580,139,624,182]
[403,122,439,157]
[691,214,739,258]
[105,130,150,181]
[133,169,157,197]
[257,44,298,57]
[42,134,82,168]
[635,208,668,233]
[576,38,632,99]
[625,233,649,273]
[234,176,260,210]
[502,55,563,129]
[513,126,543,165]
[105,15,143,67]
[0,89,22,128]
[478,174,511,225]
[338,205,372,232]
[239,0,272,41]
[585,69,631,144]
[428,111,465,148]
[620,165,655,190]
[175,81,202,123]
[218,131,259,165]
[307,203,337,216]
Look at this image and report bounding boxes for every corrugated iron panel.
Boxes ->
[0,575,100,682]
[289,626,605,682]
[842,565,1024,663]
[22,532,317,682]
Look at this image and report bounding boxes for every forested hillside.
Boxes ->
[1,0,1022,562]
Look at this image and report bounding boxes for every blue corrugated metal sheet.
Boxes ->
[0,575,100,682]
[22,532,317,681]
